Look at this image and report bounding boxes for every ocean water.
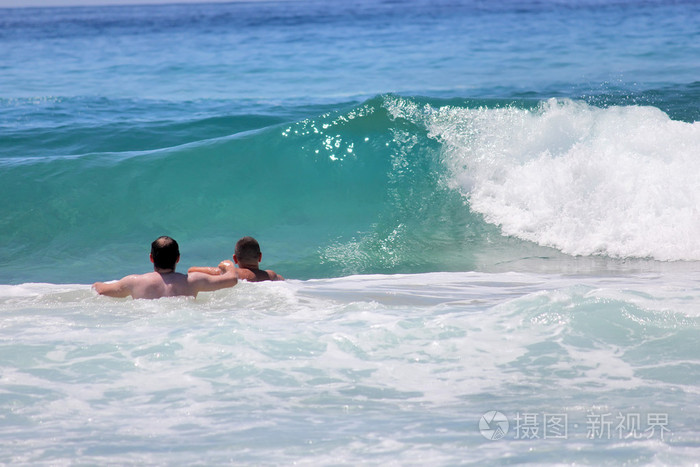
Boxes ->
[1,0,699,464]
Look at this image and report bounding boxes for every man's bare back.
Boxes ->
[96,271,205,299]
[93,236,239,299]
[94,263,238,299]
[133,271,192,299]
[105,271,191,299]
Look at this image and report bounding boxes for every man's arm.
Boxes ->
[93,276,135,298]
[188,266,223,275]
[188,260,238,293]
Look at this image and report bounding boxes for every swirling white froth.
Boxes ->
[389,97,700,261]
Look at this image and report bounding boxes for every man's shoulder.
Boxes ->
[235,268,257,280]
[129,271,165,282]
[118,272,147,284]
[236,268,283,282]
[265,269,283,281]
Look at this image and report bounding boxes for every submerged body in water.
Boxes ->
[93,236,239,299]
[0,0,699,464]
[188,236,285,283]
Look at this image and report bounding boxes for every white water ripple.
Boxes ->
[1,272,699,464]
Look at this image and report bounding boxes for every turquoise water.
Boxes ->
[1,0,699,464]
[2,93,699,283]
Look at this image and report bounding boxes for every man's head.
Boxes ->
[234,236,262,264]
[150,236,180,270]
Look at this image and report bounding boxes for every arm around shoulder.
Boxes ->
[188,266,222,275]
[188,260,238,293]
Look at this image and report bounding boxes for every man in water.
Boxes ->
[93,236,239,299]
[189,236,284,282]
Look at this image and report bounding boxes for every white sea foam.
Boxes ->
[388,97,700,261]
[1,272,699,464]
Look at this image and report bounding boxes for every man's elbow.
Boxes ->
[220,273,239,289]
[196,274,237,293]
[211,279,237,293]
[93,281,129,298]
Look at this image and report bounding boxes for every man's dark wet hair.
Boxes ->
[235,236,261,261]
[151,236,180,270]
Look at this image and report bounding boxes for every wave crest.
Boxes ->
[388,97,700,260]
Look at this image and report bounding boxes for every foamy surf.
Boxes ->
[1,271,699,464]
[387,97,700,261]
